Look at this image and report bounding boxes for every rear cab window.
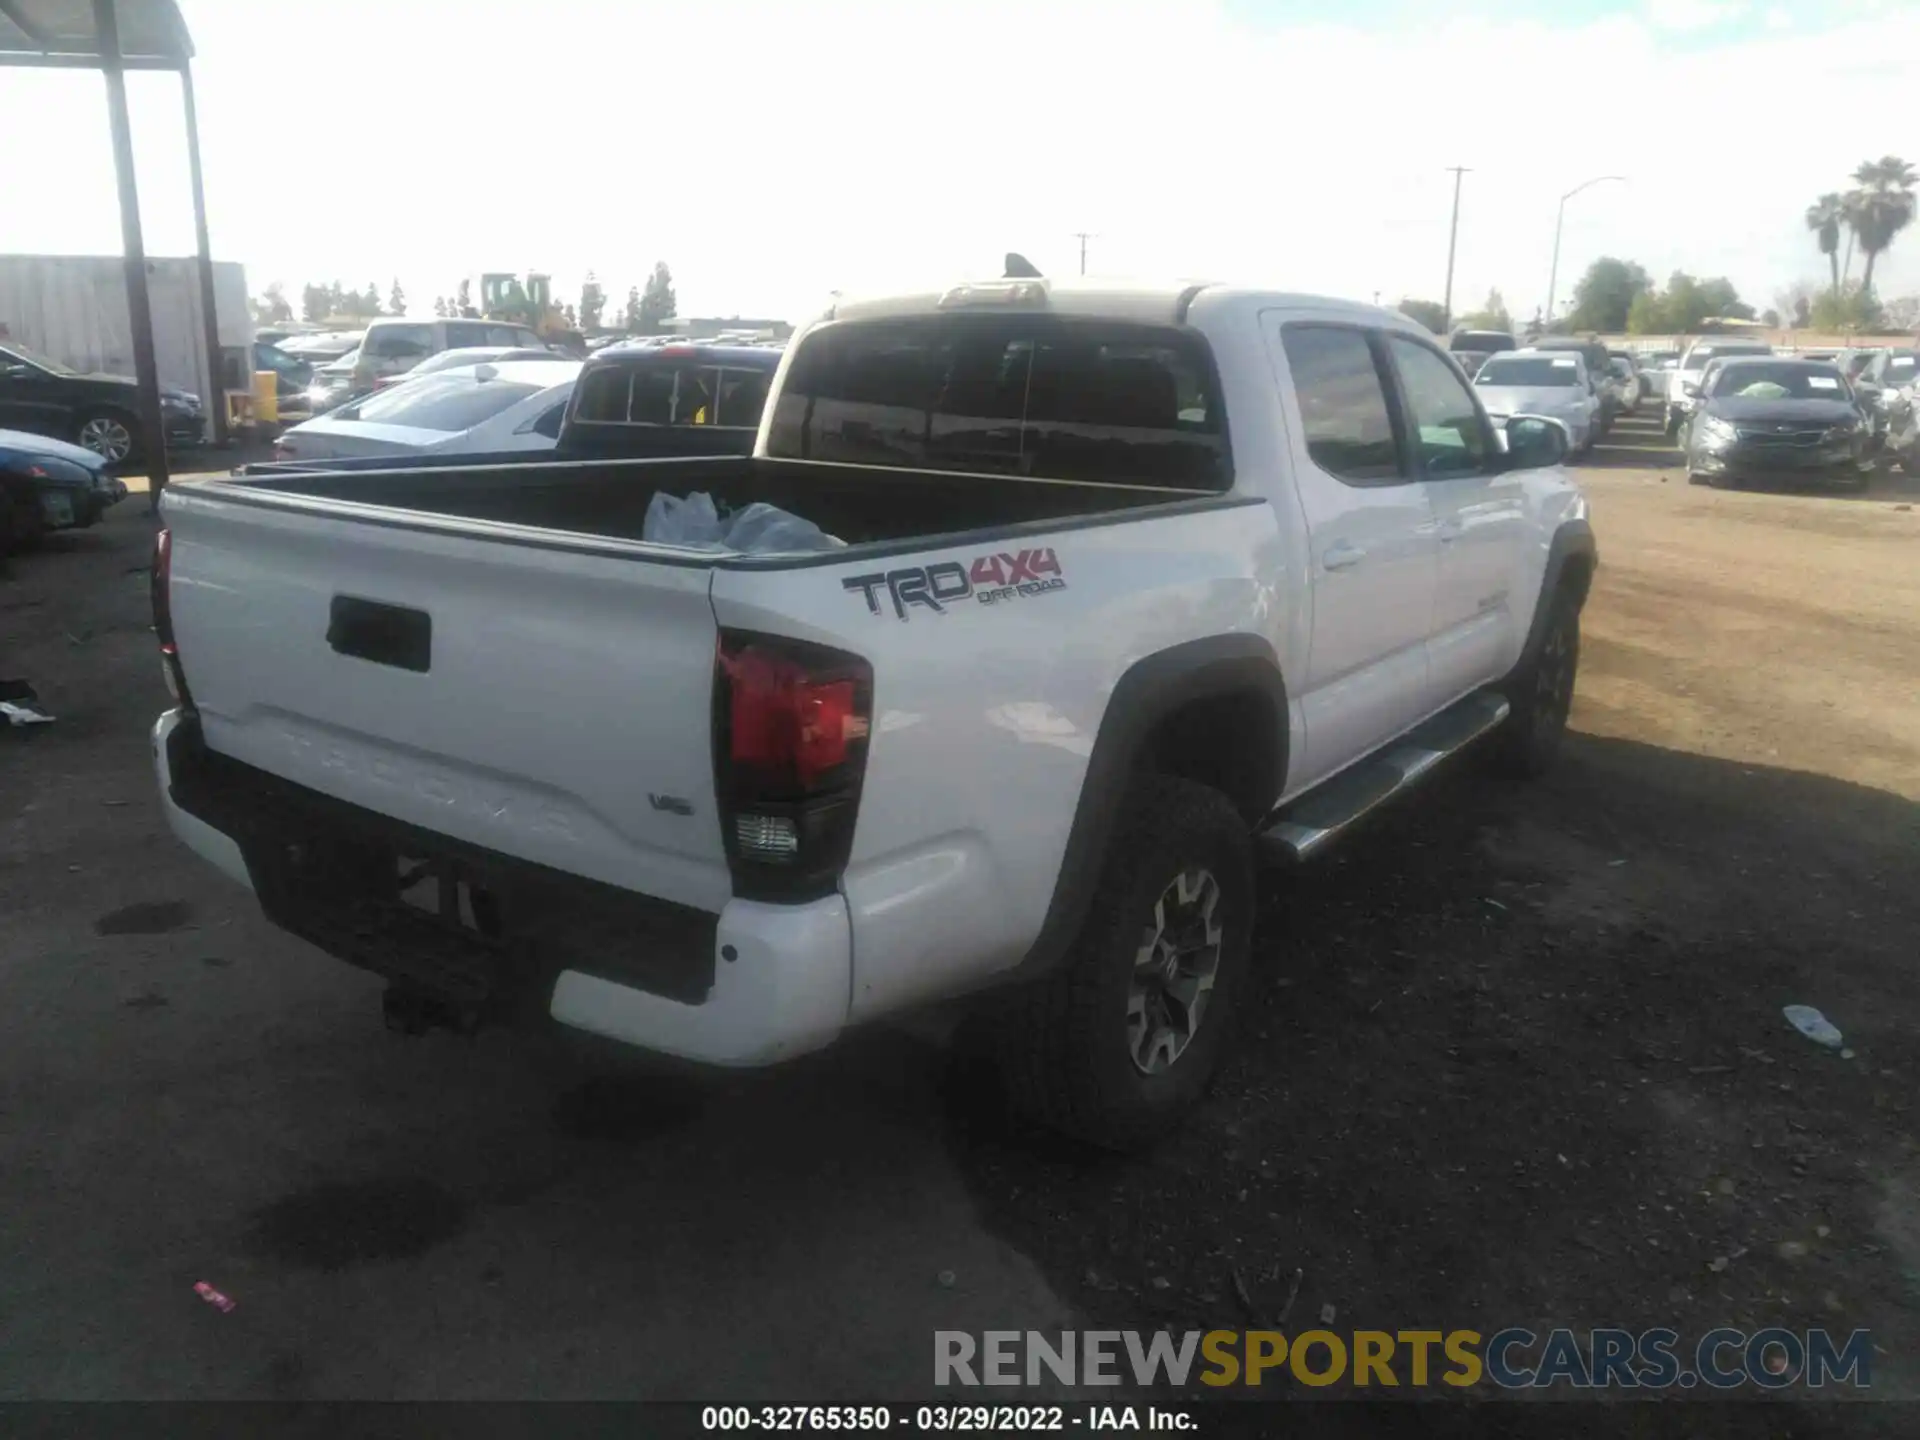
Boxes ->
[766,315,1229,490]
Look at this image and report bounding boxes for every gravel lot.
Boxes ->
[2,420,1916,1425]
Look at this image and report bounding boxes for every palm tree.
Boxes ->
[1848,156,1918,299]
[1806,192,1845,295]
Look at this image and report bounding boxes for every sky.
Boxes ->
[0,0,1915,327]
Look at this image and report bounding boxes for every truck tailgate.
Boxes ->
[164,486,732,913]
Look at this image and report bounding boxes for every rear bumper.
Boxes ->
[152,708,851,1066]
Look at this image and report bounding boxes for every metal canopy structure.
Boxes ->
[0,0,224,507]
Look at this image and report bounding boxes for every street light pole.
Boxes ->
[1442,166,1469,333]
[1545,174,1626,327]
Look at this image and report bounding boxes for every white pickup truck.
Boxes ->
[152,278,1596,1149]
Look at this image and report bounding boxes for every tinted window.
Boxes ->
[443,322,489,348]
[529,402,566,440]
[714,367,773,428]
[768,316,1226,488]
[1888,353,1917,379]
[1280,324,1402,485]
[1477,357,1581,387]
[1710,363,1847,398]
[1387,336,1492,477]
[348,375,540,431]
[571,362,758,427]
[367,324,434,360]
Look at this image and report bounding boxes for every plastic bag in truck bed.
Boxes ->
[642,491,845,553]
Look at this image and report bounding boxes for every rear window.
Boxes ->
[767,315,1227,489]
[573,362,772,428]
[366,324,434,360]
[346,374,540,431]
[1477,357,1580,387]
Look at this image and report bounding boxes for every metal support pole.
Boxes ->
[180,61,228,445]
[93,0,170,508]
[1442,166,1468,333]
[1545,195,1567,329]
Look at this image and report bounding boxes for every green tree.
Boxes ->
[578,272,607,331]
[300,282,330,322]
[1809,282,1883,332]
[1793,293,1812,328]
[1697,277,1755,321]
[388,278,407,316]
[456,278,473,317]
[1566,257,1652,333]
[1761,309,1780,328]
[362,282,382,316]
[1806,192,1846,296]
[251,282,293,325]
[1885,294,1920,331]
[325,280,346,316]
[1458,289,1513,332]
[623,285,642,332]
[1396,298,1447,333]
[432,296,448,318]
[1625,290,1667,334]
[1846,156,1917,298]
[638,262,677,332]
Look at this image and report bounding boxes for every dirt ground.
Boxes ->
[2,418,1916,1425]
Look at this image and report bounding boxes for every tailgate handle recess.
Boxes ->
[328,596,432,673]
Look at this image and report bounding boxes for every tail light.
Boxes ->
[713,631,872,902]
[151,527,194,709]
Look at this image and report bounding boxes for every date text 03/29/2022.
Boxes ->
[701,1405,1191,1432]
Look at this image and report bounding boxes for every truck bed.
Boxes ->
[223,454,1212,553]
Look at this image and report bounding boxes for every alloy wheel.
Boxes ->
[78,417,134,463]
[1127,867,1224,1075]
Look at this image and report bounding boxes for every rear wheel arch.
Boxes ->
[1010,633,1288,982]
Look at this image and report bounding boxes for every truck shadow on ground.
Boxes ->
[940,732,1918,1431]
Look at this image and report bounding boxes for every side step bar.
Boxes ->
[1259,691,1511,862]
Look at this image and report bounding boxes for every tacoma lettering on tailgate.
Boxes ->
[842,547,1066,620]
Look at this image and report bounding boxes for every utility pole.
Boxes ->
[1073,232,1096,276]
[1442,166,1469,334]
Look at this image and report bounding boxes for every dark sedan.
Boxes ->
[0,340,205,463]
[1682,359,1873,492]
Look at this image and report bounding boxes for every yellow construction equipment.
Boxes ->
[475,272,583,351]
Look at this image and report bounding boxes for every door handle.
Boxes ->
[1321,541,1366,571]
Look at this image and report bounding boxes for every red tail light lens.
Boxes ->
[151,526,193,708]
[714,632,872,901]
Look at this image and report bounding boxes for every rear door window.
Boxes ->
[1277,323,1404,485]
[768,315,1228,489]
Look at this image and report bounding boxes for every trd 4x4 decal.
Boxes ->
[842,547,1067,620]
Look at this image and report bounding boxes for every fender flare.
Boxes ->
[1006,633,1289,983]
[1510,519,1597,678]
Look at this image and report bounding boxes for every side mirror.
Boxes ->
[1505,414,1569,470]
[1682,382,1701,398]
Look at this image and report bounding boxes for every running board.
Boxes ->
[1259,691,1511,862]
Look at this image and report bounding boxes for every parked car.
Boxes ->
[1665,339,1773,438]
[1472,350,1600,453]
[1605,355,1643,414]
[1849,348,1918,452]
[1682,357,1873,491]
[0,426,124,550]
[276,330,364,363]
[1636,351,1681,404]
[272,361,582,463]
[1448,328,1517,378]
[1833,347,1884,382]
[301,319,554,413]
[1528,337,1618,435]
[0,339,205,462]
[153,277,1596,1151]
[253,343,790,477]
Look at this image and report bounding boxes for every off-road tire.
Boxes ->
[1486,583,1581,779]
[992,775,1255,1152]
